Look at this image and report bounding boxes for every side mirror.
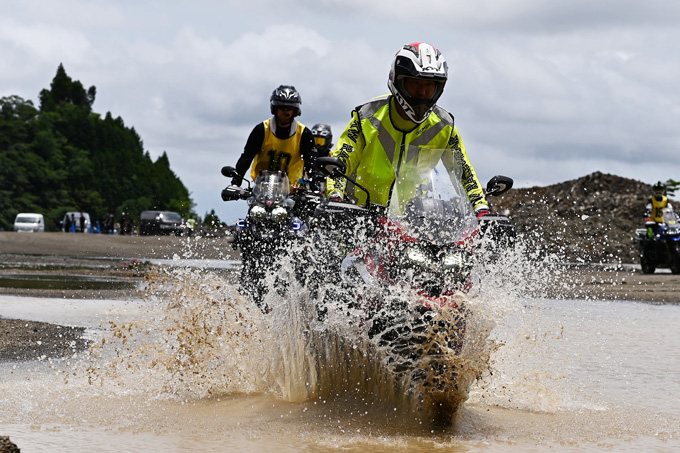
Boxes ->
[486,175,514,197]
[221,166,238,178]
[314,157,346,177]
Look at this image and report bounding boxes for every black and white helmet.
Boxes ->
[388,42,448,123]
[652,181,666,196]
[311,123,333,154]
[270,85,302,116]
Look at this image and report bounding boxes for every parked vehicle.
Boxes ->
[139,210,186,236]
[61,212,91,233]
[13,213,45,232]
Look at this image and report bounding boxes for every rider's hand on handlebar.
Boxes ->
[231,175,243,187]
[221,187,242,201]
[328,190,343,202]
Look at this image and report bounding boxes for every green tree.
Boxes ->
[203,209,223,228]
[0,65,193,231]
[39,63,95,113]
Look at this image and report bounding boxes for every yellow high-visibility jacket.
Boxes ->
[326,96,488,212]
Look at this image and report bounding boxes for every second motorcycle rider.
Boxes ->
[231,85,316,192]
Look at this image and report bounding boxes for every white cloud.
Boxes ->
[0,19,94,65]
[2,0,680,221]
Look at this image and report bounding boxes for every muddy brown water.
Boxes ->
[1,232,679,451]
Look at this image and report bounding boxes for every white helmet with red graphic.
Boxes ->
[388,42,448,123]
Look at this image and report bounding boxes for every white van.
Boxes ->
[14,213,45,232]
[62,212,91,233]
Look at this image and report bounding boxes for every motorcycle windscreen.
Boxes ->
[253,170,290,204]
[388,147,478,245]
[662,208,680,232]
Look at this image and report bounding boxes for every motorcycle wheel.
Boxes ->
[369,304,466,379]
[239,258,269,313]
[670,243,680,275]
[640,246,656,274]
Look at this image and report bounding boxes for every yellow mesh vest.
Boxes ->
[651,195,668,223]
[251,118,306,190]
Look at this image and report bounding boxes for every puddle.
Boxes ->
[0,274,137,291]
[147,258,240,269]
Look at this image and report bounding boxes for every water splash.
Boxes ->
[71,227,572,423]
[252,246,503,425]
[83,265,267,399]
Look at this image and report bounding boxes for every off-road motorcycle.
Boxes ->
[310,151,515,425]
[221,167,323,310]
[635,207,680,274]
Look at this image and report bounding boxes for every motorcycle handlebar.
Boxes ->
[221,185,250,202]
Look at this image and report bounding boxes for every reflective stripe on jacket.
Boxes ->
[326,95,487,211]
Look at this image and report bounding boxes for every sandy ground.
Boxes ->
[0,231,237,260]
[1,231,679,363]
[544,266,680,304]
[0,232,238,362]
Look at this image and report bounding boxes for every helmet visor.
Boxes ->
[403,77,439,101]
[314,137,327,147]
[395,76,445,122]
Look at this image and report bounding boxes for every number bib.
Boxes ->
[251,118,306,190]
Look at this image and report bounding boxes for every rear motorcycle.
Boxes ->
[221,168,322,310]
[635,207,680,274]
[312,152,515,424]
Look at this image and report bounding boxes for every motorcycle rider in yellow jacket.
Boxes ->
[326,42,489,217]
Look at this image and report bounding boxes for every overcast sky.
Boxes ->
[3,0,679,221]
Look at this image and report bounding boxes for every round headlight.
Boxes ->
[406,247,430,266]
[271,206,288,222]
[442,252,464,268]
[248,205,267,222]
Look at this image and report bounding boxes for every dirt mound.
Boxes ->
[490,172,675,264]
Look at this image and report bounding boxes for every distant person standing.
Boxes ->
[79,212,85,233]
[64,214,72,233]
[120,213,129,235]
[107,213,115,234]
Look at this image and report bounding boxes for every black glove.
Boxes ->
[231,175,243,187]
[328,190,343,202]
[221,187,242,201]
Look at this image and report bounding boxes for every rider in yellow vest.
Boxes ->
[326,42,489,217]
[646,181,673,223]
[231,85,316,191]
